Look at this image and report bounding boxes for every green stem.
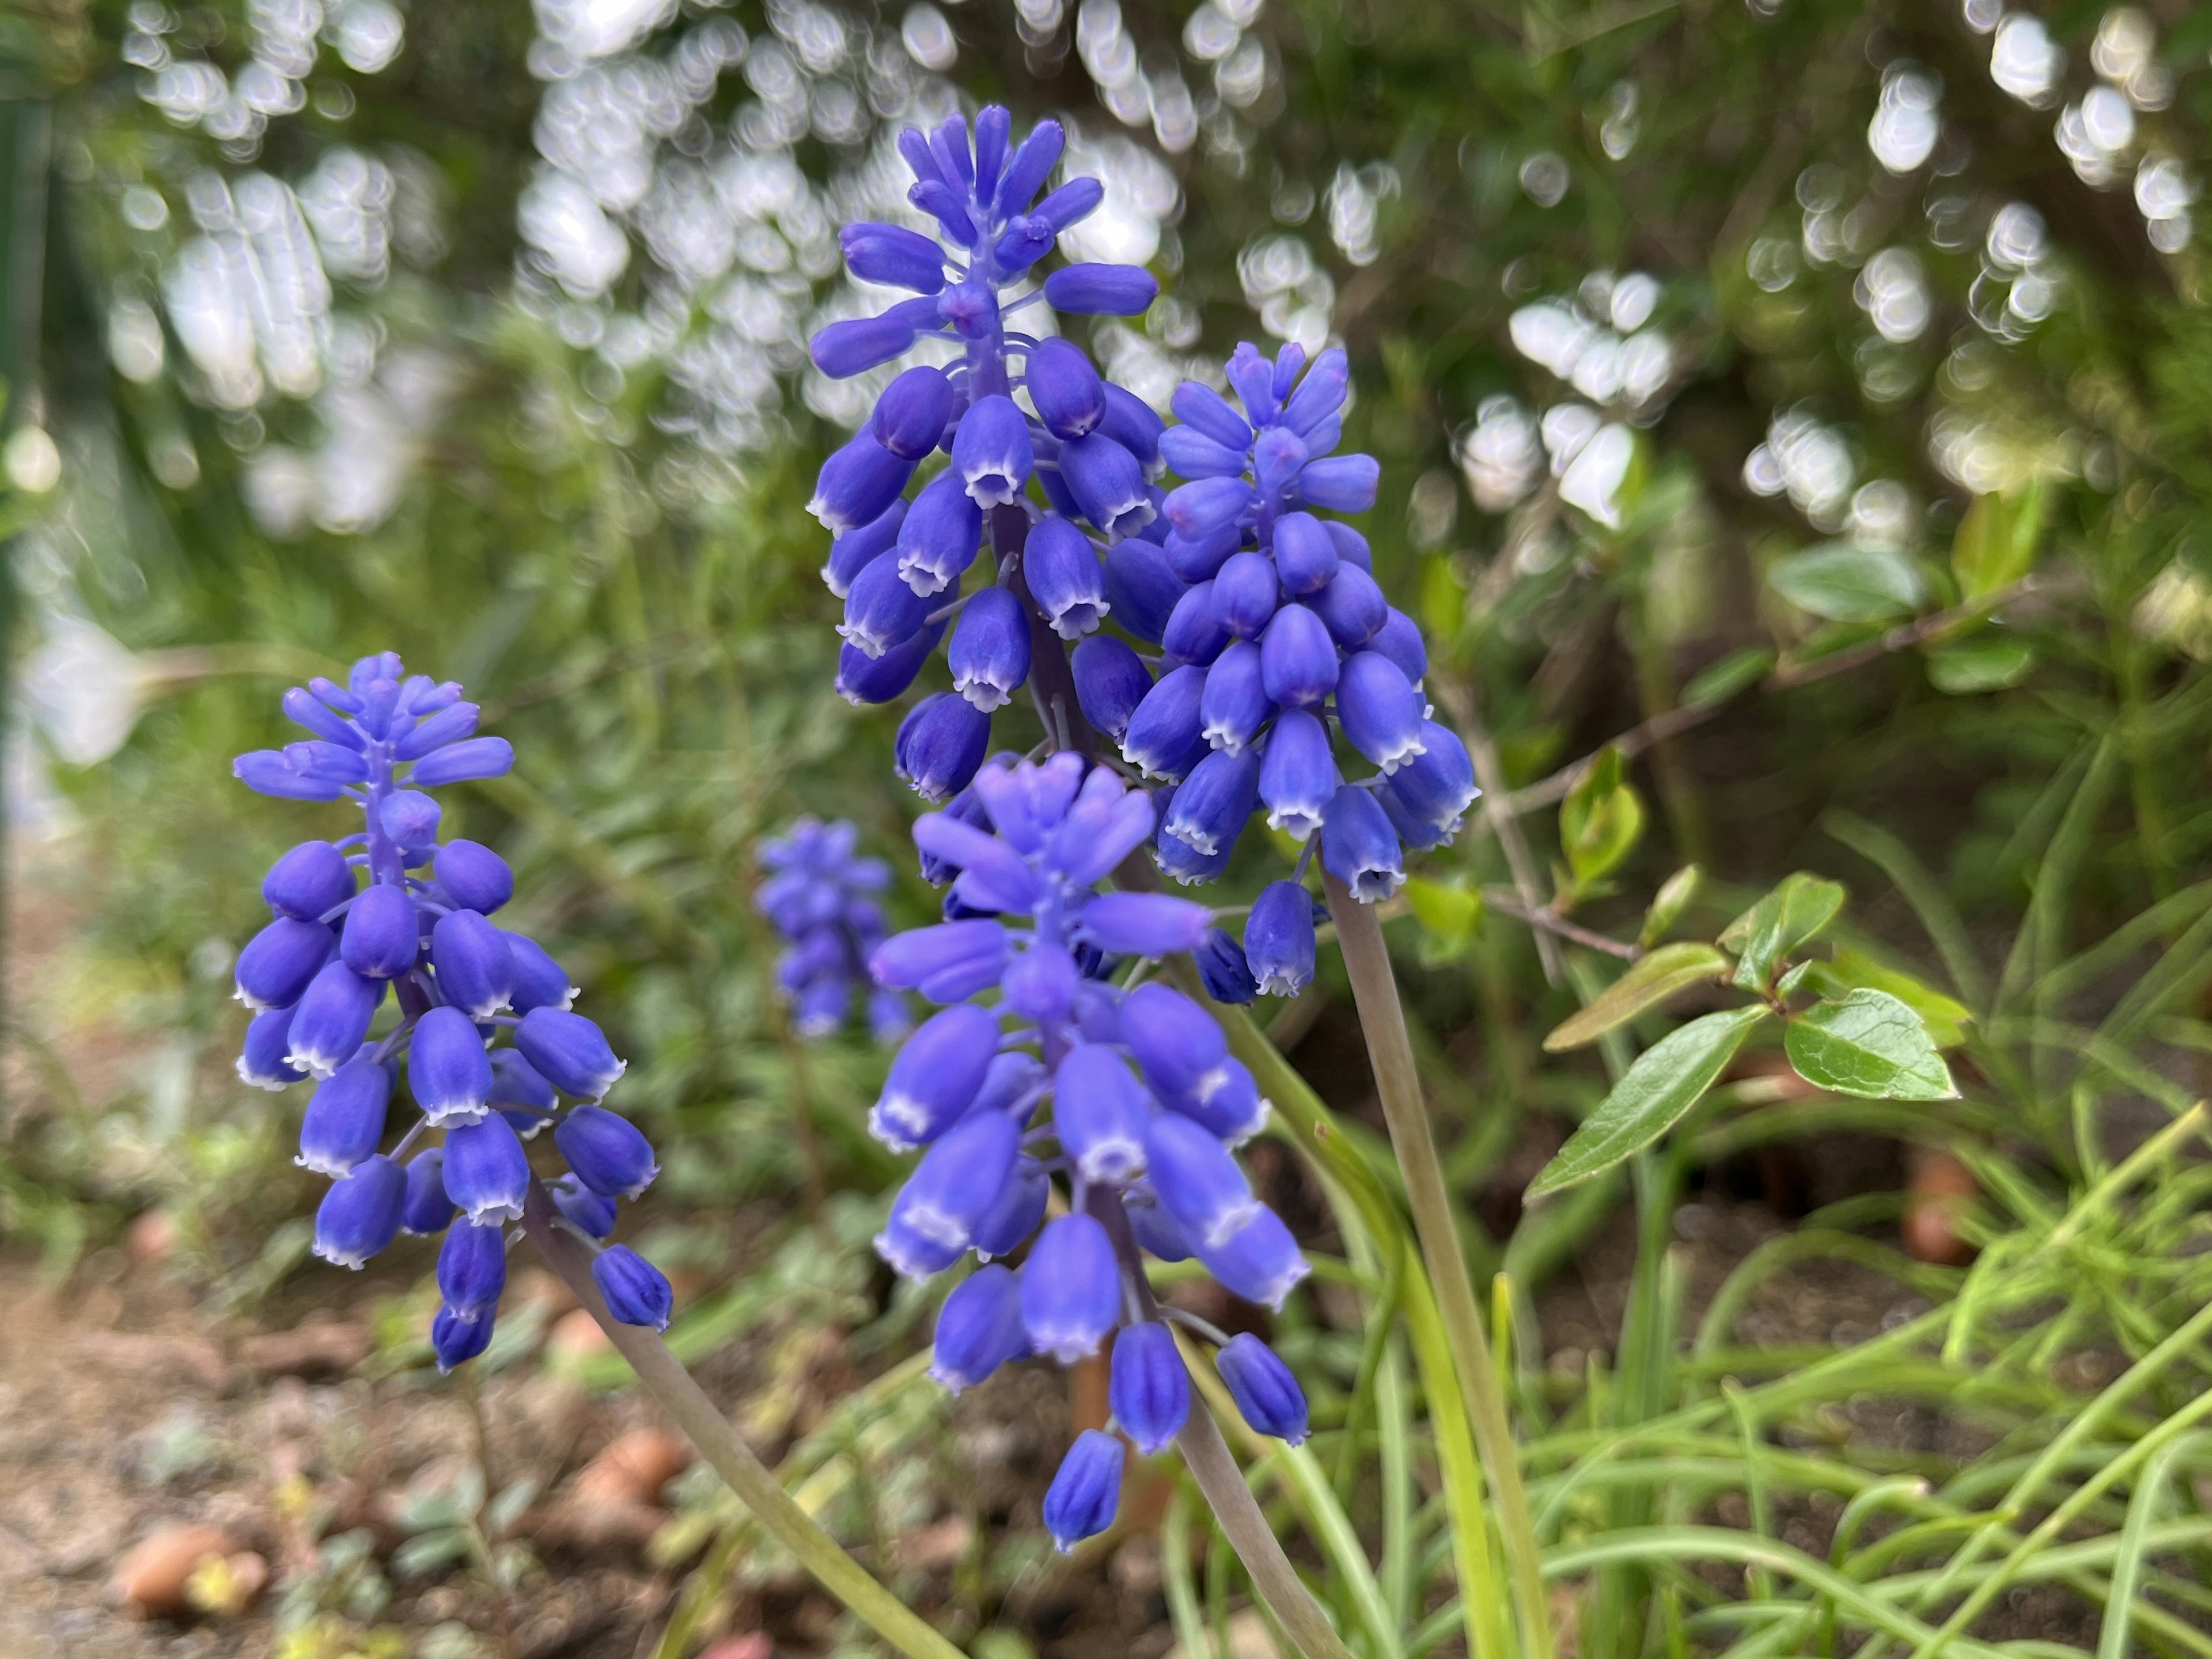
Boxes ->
[518,1181,968,1659]
[1325,872,1555,1659]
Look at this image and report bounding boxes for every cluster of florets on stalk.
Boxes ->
[756,818,908,1044]
[864,753,1313,1552]
[808,107,1166,796]
[232,653,671,1369]
[1071,340,1482,907]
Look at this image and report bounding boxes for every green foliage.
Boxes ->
[1782,988,1956,1101]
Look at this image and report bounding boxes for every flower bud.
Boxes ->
[1002,941,1080,1022]
[240,1006,309,1090]
[1043,1430,1124,1551]
[409,1005,493,1124]
[1194,929,1257,1006]
[1267,514,1337,599]
[824,499,909,598]
[969,1051,1048,1123]
[808,295,942,380]
[1164,524,1242,584]
[1245,882,1318,997]
[1073,981,1124,1046]
[1296,454,1380,514]
[1109,1322,1191,1455]
[556,1104,660,1199]
[437,1218,507,1319]
[377,793,441,856]
[1161,748,1260,859]
[1370,607,1426,684]
[1020,1214,1120,1362]
[237,916,338,1010]
[840,541,934,658]
[971,1153,1050,1259]
[297,1054,392,1176]
[1212,552,1281,642]
[432,910,516,1018]
[593,1244,673,1331]
[435,841,514,915]
[1054,1044,1152,1183]
[1338,653,1428,777]
[870,919,1010,1002]
[842,224,950,295]
[895,694,991,802]
[400,1147,454,1234]
[1310,565,1388,649]
[263,840,354,921]
[949,587,1032,713]
[1126,1193,1193,1260]
[1062,433,1156,541]
[950,393,1033,509]
[1258,709,1338,840]
[1043,263,1160,316]
[234,748,347,801]
[549,1171,616,1239]
[1102,540,1186,644]
[395,700,480,761]
[516,1007,627,1100]
[1121,983,1229,1099]
[1198,1207,1310,1313]
[287,962,387,1080]
[442,1113,532,1225]
[868,1002,1002,1150]
[1259,603,1339,710]
[837,619,946,706]
[1156,819,1234,887]
[1385,722,1477,831]
[1199,643,1272,757]
[410,739,514,789]
[1078,893,1214,958]
[896,470,986,596]
[431,1303,495,1372]
[1281,346,1349,433]
[1161,581,1231,667]
[1027,337,1107,440]
[1121,665,1207,781]
[931,1263,1030,1391]
[1164,476,1255,543]
[1071,637,1153,741]
[1252,426,1309,494]
[285,685,364,745]
[504,931,577,1014]
[312,1154,406,1269]
[339,884,419,981]
[993,117,1064,216]
[1146,1113,1261,1250]
[1025,514,1109,639]
[489,1050,554,1115]
[1320,785,1406,903]
[1161,1056,1269,1146]
[877,1211,967,1278]
[871,366,956,463]
[1225,342,1278,424]
[1101,385,1165,478]
[1217,1332,1309,1444]
[1161,426,1249,480]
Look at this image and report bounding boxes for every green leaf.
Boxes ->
[1925,632,2034,694]
[1529,1006,1770,1195]
[1420,554,1468,644]
[1638,863,1702,948]
[1950,482,2046,601]
[1560,745,1646,888]
[1722,872,1846,991]
[1681,647,1775,709]
[1784,988,1958,1100]
[1543,942,1732,1051]
[1801,947,1972,1047]
[1406,876,1483,964]
[1768,543,1924,623]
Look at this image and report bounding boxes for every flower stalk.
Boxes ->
[1324,870,1554,1659]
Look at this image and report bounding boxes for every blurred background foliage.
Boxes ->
[6,0,2212,1520]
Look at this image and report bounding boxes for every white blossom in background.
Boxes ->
[1868,63,1942,175]
[1518,152,1569,208]
[1599,81,1639,161]
[23,616,159,767]
[1855,248,1931,343]
[1506,272,1675,412]
[2135,155,2196,254]
[1846,480,1915,552]
[1558,424,1634,529]
[1325,163,1396,267]
[1989,13,2063,107]
[1060,131,1179,265]
[1457,397,1543,513]
[1238,233,1335,354]
[2092,7,2171,109]
[1744,408,1855,531]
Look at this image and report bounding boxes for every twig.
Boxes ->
[1505,575,2047,819]
[516,1181,969,1659]
[1433,680,1565,986]
[1481,887,1640,960]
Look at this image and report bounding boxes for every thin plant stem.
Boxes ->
[516,1180,969,1659]
[1325,869,1555,1659]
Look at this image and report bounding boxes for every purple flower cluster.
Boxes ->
[232,652,672,1368]
[756,818,907,1044]
[810,108,1165,798]
[865,753,1312,1551]
[1078,342,1480,902]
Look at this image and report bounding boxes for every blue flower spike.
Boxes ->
[757,818,905,1043]
[230,652,672,1368]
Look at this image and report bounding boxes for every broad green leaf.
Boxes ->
[1543,942,1732,1051]
[1560,745,1645,888]
[1785,988,1957,1100]
[1722,872,1847,991]
[1768,543,1924,623]
[1406,876,1484,964]
[1950,481,2046,601]
[1925,632,2034,694]
[1681,647,1775,710]
[1638,863,1702,948]
[1529,1006,1770,1195]
[1802,947,1972,1047]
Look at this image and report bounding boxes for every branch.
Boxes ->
[1481,887,1640,960]
[1431,679,1566,985]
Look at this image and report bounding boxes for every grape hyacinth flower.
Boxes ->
[867,754,1312,1552]
[756,817,909,1043]
[813,108,1166,797]
[232,652,671,1369]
